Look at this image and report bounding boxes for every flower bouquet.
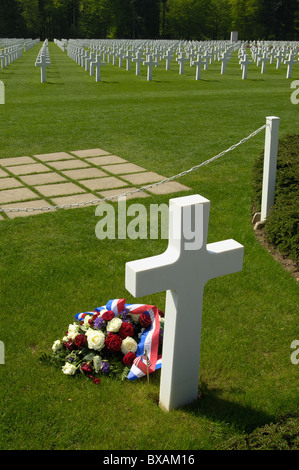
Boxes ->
[43,299,164,384]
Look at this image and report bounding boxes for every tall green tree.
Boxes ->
[209,0,232,39]
[0,0,26,37]
[257,0,299,40]
[229,0,259,39]
[165,0,212,40]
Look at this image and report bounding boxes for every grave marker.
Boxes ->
[285,52,297,79]
[126,194,244,411]
[176,53,188,74]
[239,53,252,79]
[90,54,105,82]
[192,54,202,80]
[143,54,158,81]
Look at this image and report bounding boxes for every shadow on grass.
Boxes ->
[45,82,65,85]
[184,384,275,433]
[147,380,274,433]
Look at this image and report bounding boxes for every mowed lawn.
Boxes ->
[0,42,298,450]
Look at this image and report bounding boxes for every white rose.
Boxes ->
[62,363,77,375]
[81,315,93,331]
[52,340,63,352]
[106,317,123,333]
[130,312,141,323]
[86,329,105,351]
[121,336,138,355]
[67,323,80,340]
[93,355,102,373]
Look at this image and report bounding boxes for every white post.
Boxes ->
[261,116,280,221]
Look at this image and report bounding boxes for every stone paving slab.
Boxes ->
[61,168,107,180]
[0,169,9,178]
[121,171,165,184]
[0,187,39,204]
[7,163,49,175]
[80,177,129,191]
[35,182,86,197]
[1,200,52,219]
[50,193,100,207]
[85,156,128,165]
[0,156,35,166]
[98,188,150,200]
[71,149,110,157]
[102,163,147,175]
[48,159,90,170]
[20,172,67,185]
[34,152,74,162]
[0,178,23,190]
[146,181,191,195]
[0,148,191,219]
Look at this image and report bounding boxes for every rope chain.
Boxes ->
[0,123,267,213]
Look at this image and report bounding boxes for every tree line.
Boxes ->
[1,0,298,42]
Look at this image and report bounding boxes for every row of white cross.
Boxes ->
[0,38,39,70]
[58,38,298,82]
[63,38,240,81]
[35,39,51,83]
[238,43,298,79]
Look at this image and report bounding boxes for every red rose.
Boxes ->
[101,310,115,322]
[74,334,87,349]
[140,313,151,328]
[105,333,122,352]
[81,362,93,375]
[64,339,76,351]
[123,352,136,367]
[93,378,101,385]
[118,321,134,339]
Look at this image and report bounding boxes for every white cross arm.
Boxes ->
[126,249,178,297]
[126,195,244,298]
[205,239,244,280]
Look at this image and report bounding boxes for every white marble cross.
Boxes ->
[192,54,202,80]
[275,50,284,69]
[35,52,50,83]
[0,50,5,69]
[124,50,133,71]
[164,49,173,71]
[239,53,252,79]
[126,194,244,411]
[90,54,105,82]
[132,50,144,75]
[285,52,297,79]
[219,53,230,74]
[143,54,158,81]
[176,53,188,74]
[258,52,269,74]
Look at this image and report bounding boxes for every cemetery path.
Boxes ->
[0,148,191,220]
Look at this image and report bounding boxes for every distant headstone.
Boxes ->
[230,31,238,43]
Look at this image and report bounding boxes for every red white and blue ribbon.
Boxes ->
[75,299,162,380]
[125,304,162,380]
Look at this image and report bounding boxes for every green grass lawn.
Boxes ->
[0,42,298,450]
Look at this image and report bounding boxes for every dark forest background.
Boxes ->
[0,0,298,41]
